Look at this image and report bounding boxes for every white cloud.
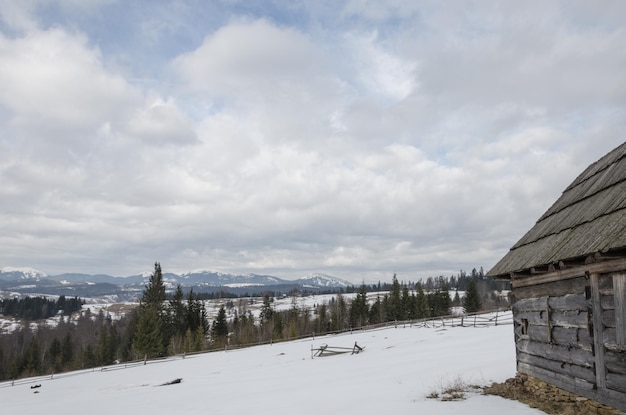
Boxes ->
[173,19,322,97]
[0,1,625,282]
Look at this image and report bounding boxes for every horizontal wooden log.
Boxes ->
[513,276,588,301]
[601,295,615,311]
[605,350,626,375]
[599,274,614,291]
[514,310,547,326]
[602,310,616,328]
[527,325,550,343]
[551,310,589,328]
[517,361,596,392]
[603,328,622,351]
[596,388,626,413]
[514,297,548,312]
[551,326,594,349]
[517,339,595,368]
[517,351,596,383]
[519,361,626,412]
[606,373,626,393]
[514,294,589,313]
[548,294,589,311]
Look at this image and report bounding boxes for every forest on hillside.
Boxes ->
[0,264,507,382]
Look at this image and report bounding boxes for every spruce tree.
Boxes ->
[133,306,163,360]
[134,262,168,359]
[212,305,229,338]
[349,284,369,328]
[463,279,482,313]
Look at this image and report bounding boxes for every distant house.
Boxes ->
[488,142,626,412]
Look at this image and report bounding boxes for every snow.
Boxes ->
[0,267,48,278]
[0,311,546,415]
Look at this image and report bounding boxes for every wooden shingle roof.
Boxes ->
[488,141,626,278]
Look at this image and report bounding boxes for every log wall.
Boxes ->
[511,271,626,412]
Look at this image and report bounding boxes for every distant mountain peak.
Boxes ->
[0,266,48,279]
[297,273,350,287]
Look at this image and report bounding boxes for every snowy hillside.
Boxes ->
[1,311,545,415]
[297,273,350,288]
[0,267,48,281]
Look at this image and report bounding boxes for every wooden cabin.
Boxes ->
[488,142,626,412]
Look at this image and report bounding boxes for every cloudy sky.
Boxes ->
[0,0,624,283]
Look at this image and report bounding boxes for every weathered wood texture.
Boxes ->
[605,350,626,375]
[513,276,587,301]
[517,351,596,383]
[613,273,626,345]
[516,339,594,368]
[512,271,626,411]
[518,361,626,412]
[591,273,607,389]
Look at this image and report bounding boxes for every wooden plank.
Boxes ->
[591,272,607,389]
[601,295,614,311]
[550,310,589,329]
[529,325,550,343]
[517,361,596,393]
[606,372,626,393]
[605,350,626,375]
[514,276,588,301]
[546,297,553,343]
[603,328,617,347]
[596,388,626,413]
[519,360,626,412]
[514,310,548,326]
[514,297,548,312]
[516,339,594,367]
[512,258,626,289]
[602,310,617,328]
[545,327,593,349]
[613,272,626,345]
[548,294,589,311]
[517,351,596,383]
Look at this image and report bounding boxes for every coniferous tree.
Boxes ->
[133,306,163,360]
[414,283,429,319]
[386,274,401,321]
[134,262,168,357]
[349,284,369,328]
[463,279,482,313]
[259,294,274,323]
[212,305,229,339]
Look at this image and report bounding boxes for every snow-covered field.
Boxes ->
[1,311,545,415]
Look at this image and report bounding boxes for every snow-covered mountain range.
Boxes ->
[0,267,352,301]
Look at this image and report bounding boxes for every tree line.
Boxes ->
[0,264,505,381]
[0,296,84,320]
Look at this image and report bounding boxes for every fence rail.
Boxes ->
[0,308,512,388]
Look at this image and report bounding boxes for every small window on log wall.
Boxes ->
[521,318,529,336]
[614,272,626,346]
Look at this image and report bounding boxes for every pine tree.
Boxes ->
[259,294,274,323]
[386,274,401,321]
[142,262,166,310]
[212,305,229,339]
[169,285,187,336]
[349,284,369,328]
[415,283,429,318]
[133,306,163,360]
[134,262,168,357]
[463,279,482,313]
